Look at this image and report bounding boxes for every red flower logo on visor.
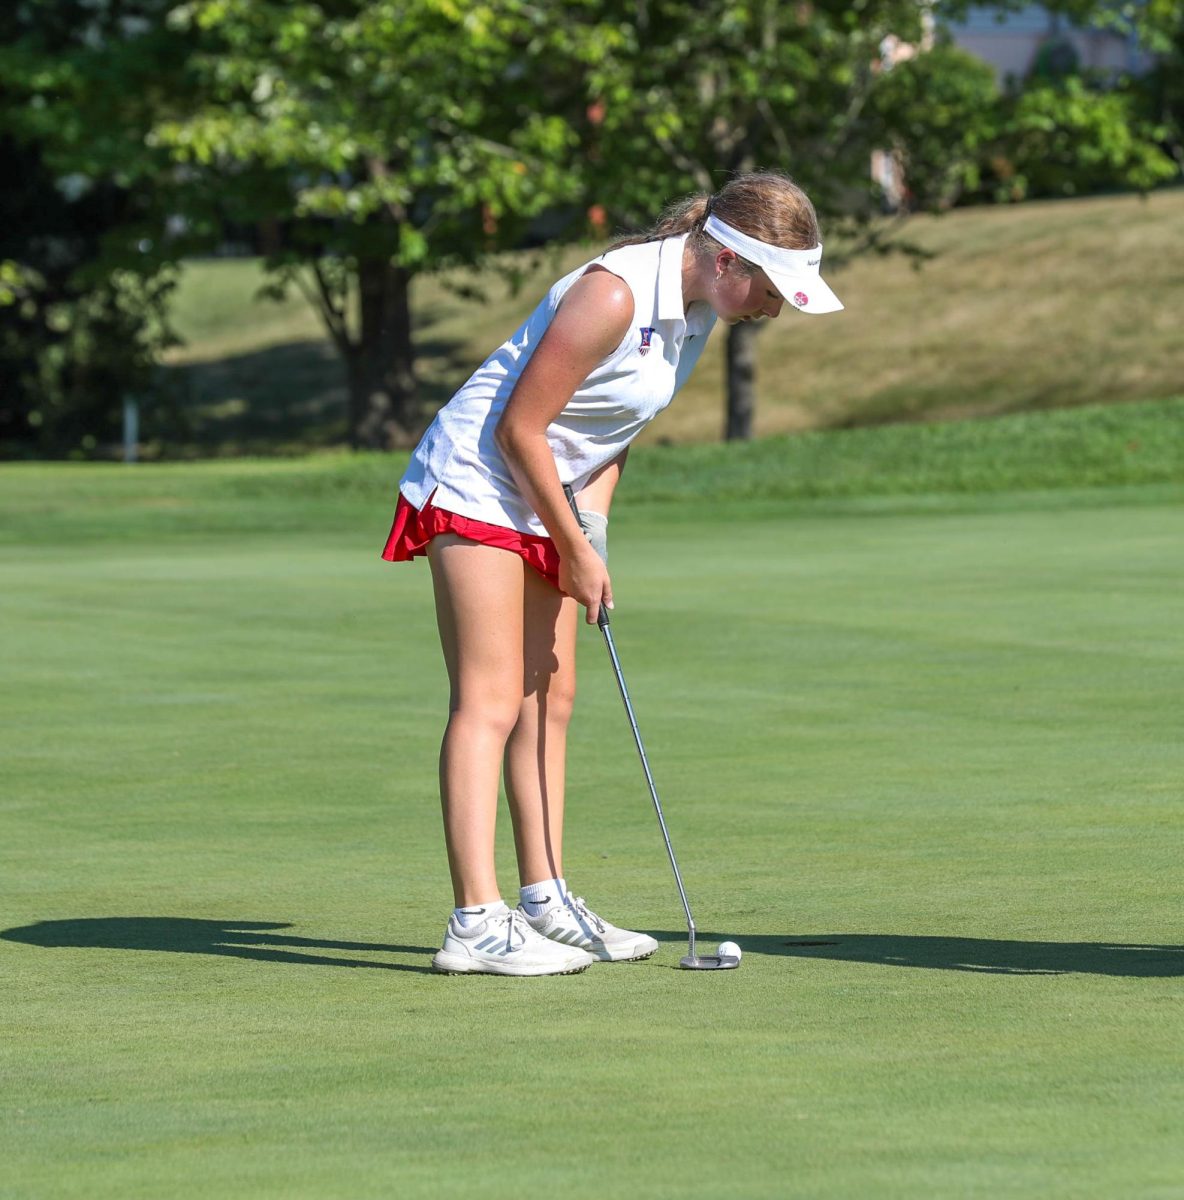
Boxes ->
[793,291,809,308]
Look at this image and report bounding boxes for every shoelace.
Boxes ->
[567,897,606,935]
[496,908,529,953]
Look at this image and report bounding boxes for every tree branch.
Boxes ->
[365,157,408,227]
[297,261,353,357]
[756,96,794,163]
[652,129,715,189]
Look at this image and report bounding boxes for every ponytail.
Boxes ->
[607,193,711,250]
[607,172,821,260]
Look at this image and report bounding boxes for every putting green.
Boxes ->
[2,478,1181,1198]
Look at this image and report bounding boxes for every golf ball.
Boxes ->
[717,940,742,961]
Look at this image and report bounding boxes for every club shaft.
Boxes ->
[598,621,698,959]
[558,484,699,961]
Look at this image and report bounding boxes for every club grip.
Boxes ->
[562,484,610,629]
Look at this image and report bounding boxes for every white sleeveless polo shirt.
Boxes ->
[399,234,717,535]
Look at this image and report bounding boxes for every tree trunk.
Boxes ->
[724,321,759,441]
[349,258,418,450]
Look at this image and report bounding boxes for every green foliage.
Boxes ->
[869,43,1000,209]
[0,134,181,458]
[551,0,931,230]
[967,0,1184,193]
[144,1,592,443]
[874,5,1179,207]
[994,77,1178,200]
[539,0,946,441]
[1,265,180,459]
[2,0,1179,457]
[0,1,197,457]
[1041,0,1184,166]
[153,1,583,259]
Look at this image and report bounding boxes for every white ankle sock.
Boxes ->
[519,878,567,917]
[453,901,501,929]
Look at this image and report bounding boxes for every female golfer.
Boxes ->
[383,172,843,975]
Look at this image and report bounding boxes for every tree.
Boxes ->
[0,0,190,457]
[0,136,179,457]
[6,1,1175,456]
[1008,0,1182,193]
[869,32,1175,207]
[1025,0,1184,171]
[550,0,990,440]
[554,1,1179,437]
[152,0,587,448]
[2,0,590,454]
[868,41,1000,211]
[993,76,1177,200]
[1137,0,1184,169]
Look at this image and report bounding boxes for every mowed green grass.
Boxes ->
[2,446,1182,1197]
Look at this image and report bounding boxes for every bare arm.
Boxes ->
[576,448,628,517]
[493,267,634,625]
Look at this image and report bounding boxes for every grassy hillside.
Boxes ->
[163,190,1184,454]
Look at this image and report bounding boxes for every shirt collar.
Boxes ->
[657,234,716,337]
[656,234,689,323]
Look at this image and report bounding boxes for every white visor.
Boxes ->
[703,213,843,315]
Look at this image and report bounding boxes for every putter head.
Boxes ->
[679,953,740,970]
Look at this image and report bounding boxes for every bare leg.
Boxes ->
[428,535,528,907]
[504,565,579,888]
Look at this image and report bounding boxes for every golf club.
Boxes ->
[564,485,739,971]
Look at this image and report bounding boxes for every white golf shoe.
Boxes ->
[432,902,594,976]
[519,895,659,963]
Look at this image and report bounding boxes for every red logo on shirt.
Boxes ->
[638,327,654,355]
[793,292,809,308]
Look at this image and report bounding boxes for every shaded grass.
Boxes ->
[2,477,1182,1198]
[2,396,1180,549]
[160,190,1184,453]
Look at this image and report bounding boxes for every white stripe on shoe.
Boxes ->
[519,896,660,963]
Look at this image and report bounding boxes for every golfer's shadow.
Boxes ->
[1,917,436,974]
[665,933,1184,978]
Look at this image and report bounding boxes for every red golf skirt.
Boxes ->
[381,492,562,590]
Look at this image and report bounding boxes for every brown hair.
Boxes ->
[608,172,821,270]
